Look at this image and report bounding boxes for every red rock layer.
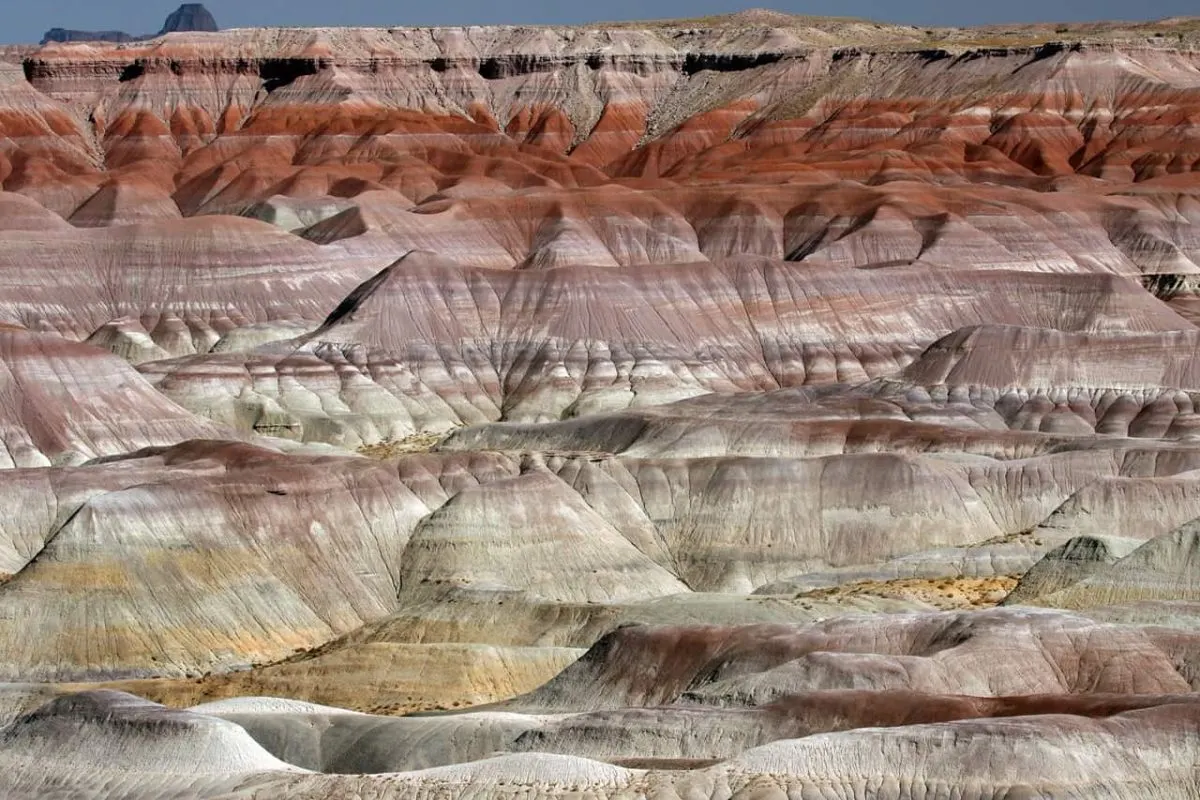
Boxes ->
[0,27,1194,286]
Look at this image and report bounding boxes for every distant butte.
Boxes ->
[157,3,219,36]
[40,3,218,45]
[4,10,1200,798]
[38,28,137,45]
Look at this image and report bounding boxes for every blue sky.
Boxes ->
[4,0,1196,45]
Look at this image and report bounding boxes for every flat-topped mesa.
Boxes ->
[39,4,218,46]
[11,21,1200,235]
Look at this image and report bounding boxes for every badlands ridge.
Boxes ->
[0,10,1199,798]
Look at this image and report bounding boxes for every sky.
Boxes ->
[3,0,1196,45]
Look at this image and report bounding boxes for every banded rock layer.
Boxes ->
[0,11,1199,800]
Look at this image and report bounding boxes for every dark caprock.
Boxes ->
[157,3,219,35]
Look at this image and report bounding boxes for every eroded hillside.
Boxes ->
[1,12,1200,798]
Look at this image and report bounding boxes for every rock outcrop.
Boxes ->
[40,4,219,46]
